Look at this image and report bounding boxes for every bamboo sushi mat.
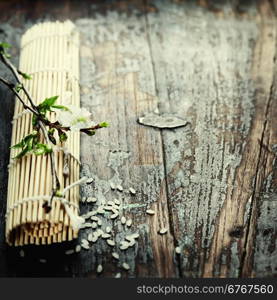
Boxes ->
[6,21,81,246]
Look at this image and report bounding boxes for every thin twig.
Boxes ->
[46,121,104,132]
[0,76,38,116]
[38,120,60,212]
[0,54,37,110]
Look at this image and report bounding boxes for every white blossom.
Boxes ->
[57,105,95,131]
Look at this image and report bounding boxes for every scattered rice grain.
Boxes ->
[91,222,98,229]
[97,207,105,214]
[126,219,132,227]
[81,244,90,250]
[113,205,120,211]
[125,235,133,242]
[122,262,130,270]
[81,239,89,245]
[175,247,181,254]
[104,206,113,211]
[128,239,136,247]
[86,177,94,184]
[80,222,92,229]
[107,239,115,247]
[75,245,81,252]
[116,184,123,192]
[83,210,97,219]
[81,239,90,249]
[114,199,121,205]
[97,229,104,236]
[92,235,98,243]
[120,241,129,250]
[97,264,103,273]
[110,212,119,219]
[129,187,136,195]
[111,208,119,214]
[102,233,111,239]
[158,228,168,235]
[88,233,93,241]
[87,197,97,203]
[131,233,139,239]
[112,252,119,260]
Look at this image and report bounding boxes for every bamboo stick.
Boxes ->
[6,21,81,246]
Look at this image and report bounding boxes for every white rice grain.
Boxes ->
[122,262,130,270]
[97,264,103,273]
[112,252,119,260]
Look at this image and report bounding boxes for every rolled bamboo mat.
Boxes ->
[6,21,81,246]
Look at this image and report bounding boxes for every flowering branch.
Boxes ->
[0,42,108,212]
[0,76,38,115]
[0,44,61,211]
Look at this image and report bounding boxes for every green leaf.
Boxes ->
[59,132,68,143]
[22,133,35,144]
[0,42,12,58]
[13,146,29,159]
[18,71,32,80]
[11,131,39,158]
[0,42,11,49]
[11,131,53,159]
[14,84,23,93]
[44,144,53,154]
[85,129,96,136]
[27,136,34,151]
[37,96,59,115]
[99,122,109,128]
[32,115,38,126]
[33,143,52,156]
[12,133,32,150]
[52,105,69,111]
[33,145,46,156]
[39,96,58,108]
[17,69,33,80]
[55,190,63,197]
[11,141,24,149]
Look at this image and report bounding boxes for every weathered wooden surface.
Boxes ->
[0,0,276,278]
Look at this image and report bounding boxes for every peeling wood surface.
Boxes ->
[0,0,276,278]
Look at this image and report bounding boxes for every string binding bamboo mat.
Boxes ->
[6,21,81,246]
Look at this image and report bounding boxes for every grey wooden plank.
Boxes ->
[145,0,277,277]
[242,0,277,276]
[0,86,14,276]
[73,14,177,277]
[0,24,22,276]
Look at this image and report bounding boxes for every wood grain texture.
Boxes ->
[144,0,277,278]
[76,15,176,277]
[0,0,276,277]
